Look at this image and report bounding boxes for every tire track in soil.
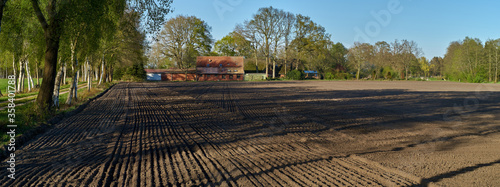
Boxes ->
[1,82,424,186]
[0,83,128,186]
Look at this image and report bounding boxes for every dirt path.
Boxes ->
[2,81,499,186]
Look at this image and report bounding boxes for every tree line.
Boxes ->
[149,6,500,83]
[0,0,173,110]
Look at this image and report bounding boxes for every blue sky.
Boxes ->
[165,0,500,59]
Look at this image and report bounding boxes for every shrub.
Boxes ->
[113,67,124,80]
[325,72,335,80]
[286,70,304,80]
[386,72,393,80]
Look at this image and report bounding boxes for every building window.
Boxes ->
[237,75,241,79]
[228,70,231,72]
[222,75,226,79]
[229,75,233,79]
[234,70,238,72]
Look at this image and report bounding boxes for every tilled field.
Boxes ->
[2,81,499,186]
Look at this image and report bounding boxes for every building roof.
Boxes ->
[196,56,244,68]
[304,70,318,74]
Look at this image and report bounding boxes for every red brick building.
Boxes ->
[146,68,197,81]
[196,56,245,81]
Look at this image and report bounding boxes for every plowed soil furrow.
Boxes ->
[0,82,445,186]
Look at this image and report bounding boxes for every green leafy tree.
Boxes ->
[25,0,172,110]
[485,39,500,82]
[214,31,251,57]
[0,0,7,32]
[418,57,430,78]
[429,56,444,77]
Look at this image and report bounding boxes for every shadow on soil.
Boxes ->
[417,158,500,187]
[159,81,500,183]
[6,82,499,186]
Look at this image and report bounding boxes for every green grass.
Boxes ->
[0,79,88,103]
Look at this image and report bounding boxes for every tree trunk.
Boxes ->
[254,52,258,73]
[26,60,34,92]
[94,65,98,80]
[272,43,277,79]
[52,66,63,108]
[405,67,409,80]
[36,59,40,87]
[265,56,269,78]
[33,1,63,110]
[83,60,87,83]
[74,70,79,99]
[496,52,498,83]
[356,64,361,80]
[63,61,66,85]
[99,59,104,85]
[12,54,16,85]
[489,52,492,82]
[110,66,113,82]
[103,59,107,83]
[66,42,78,105]
[272,60,276,79]
[87,59,91,91]
[80,66,83,82]
[284,51,288,76]
[17,59,24,92]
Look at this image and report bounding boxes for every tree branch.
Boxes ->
[30,0,48,31]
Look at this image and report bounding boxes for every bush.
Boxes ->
[325,72,335,80]
[117,63,147,81]
[286,70,304,80]
[113,67,124,80]
[386,72,393,80]
[336,73,352,80]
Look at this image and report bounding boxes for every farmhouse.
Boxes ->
[196,56,245,81]
[146,56,245,81]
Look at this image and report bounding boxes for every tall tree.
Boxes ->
[235,23,262,72]
[245,7,285,78]
[462,37,484,81]
[348,42,374,80]
[429,56,444,77]
[443,41,465,81]
[281,12,295,76]
[28,0,172,110]
[214,31,252,57]
[418,57,430,78]
[154,15,212,79]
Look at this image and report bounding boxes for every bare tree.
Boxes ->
[348,42,374,80]
[246,7,284,78]
[282,12,296,76]
[154,15,212,80]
